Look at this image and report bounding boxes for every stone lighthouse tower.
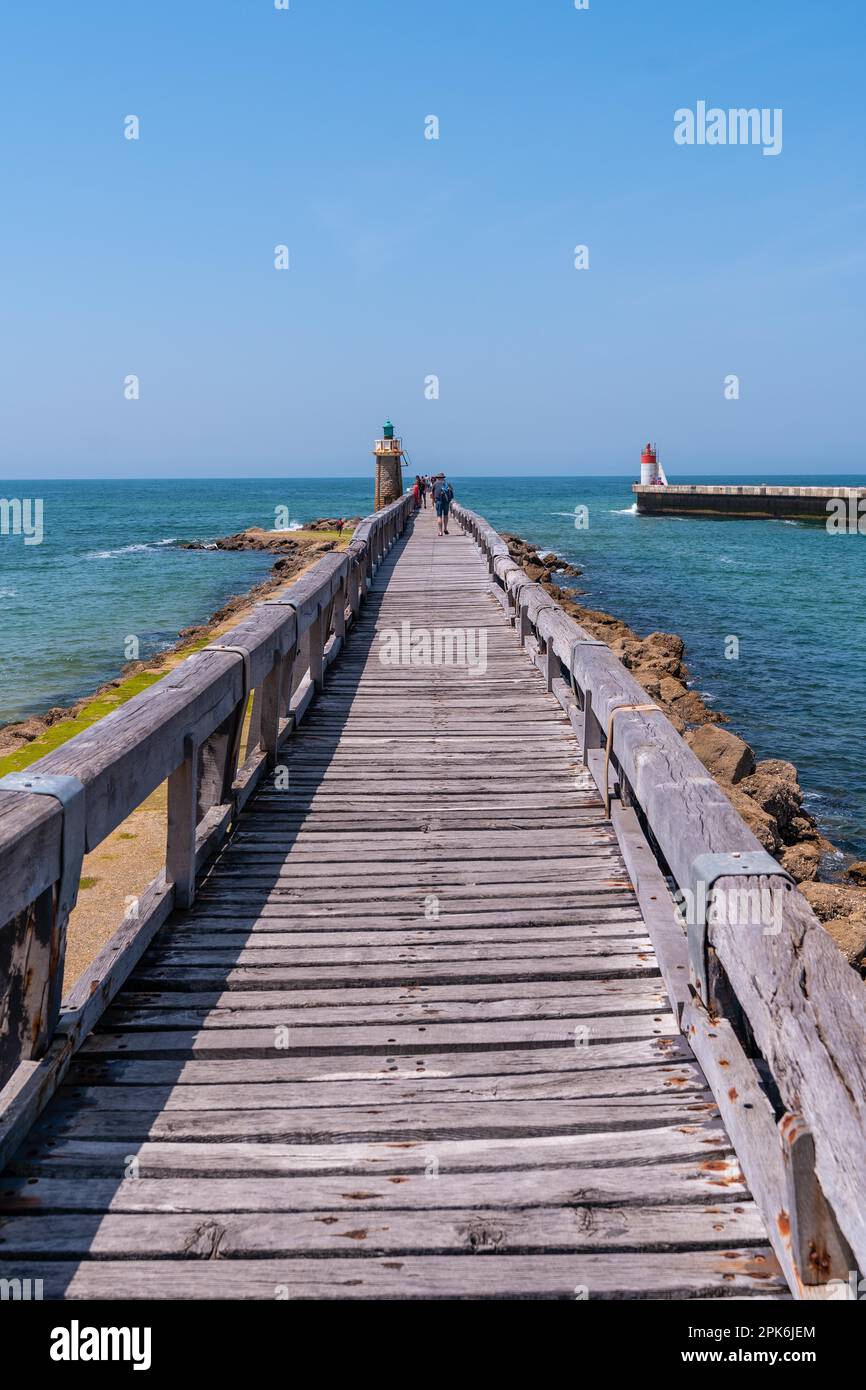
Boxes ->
[374,421,405,510]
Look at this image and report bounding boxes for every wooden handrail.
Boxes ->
[453,500,866,1292]
[0,493,412,1100]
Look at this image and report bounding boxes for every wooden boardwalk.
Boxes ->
[0,504,790,1299]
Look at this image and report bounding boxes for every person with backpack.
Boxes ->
[432,473,454,537]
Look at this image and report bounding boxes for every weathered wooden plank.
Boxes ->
[66,1036,693,1086]
[125,958,661,991]
[81,1012,680,1057]
[102,992,667,1032]
[100,977,664,1012]
[60,1063,707,1113]
[170,905,640,930]
[0,1201,767,1257]
[6,1120,734,1178]
[0,1251,787,1299]
[158,919,648,946]
[143,938,650,966]
[0,1158,750,1214]
[35,1094,718,1144]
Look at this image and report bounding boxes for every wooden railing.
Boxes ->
[453,501,866,1299]
[0,492,413,1161]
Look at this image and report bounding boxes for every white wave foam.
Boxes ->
[85,539,178,560]
[610,504,637,515]
[0,588,17,599]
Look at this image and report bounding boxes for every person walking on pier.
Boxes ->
[412,475,422,510]
[433,473,453,536]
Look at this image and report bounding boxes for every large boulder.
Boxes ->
[738,760,804,840]
[523,562,550,583]
[617,633,686,680]
[847,862,866,886]
[799,882,866,969]
[666,688,724,726]
[779,841,823,882]
[658,676,690,705]
[685,726,756,785]
[642,632,686,664]
[726,786,782,853]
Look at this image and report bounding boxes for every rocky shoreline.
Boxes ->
[504,532,866,969]
[0,524,353,764]
[178,518,360,553]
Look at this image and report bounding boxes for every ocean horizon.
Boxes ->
[1,472,864,858]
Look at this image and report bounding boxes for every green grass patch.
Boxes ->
[78,876,98,891]
[277,528,349,546]
[0,668,171,777]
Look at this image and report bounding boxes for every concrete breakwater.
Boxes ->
[633,482,866,522]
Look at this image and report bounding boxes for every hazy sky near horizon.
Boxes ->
[1,0,864,480]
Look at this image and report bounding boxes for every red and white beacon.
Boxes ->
[640,443,667,486]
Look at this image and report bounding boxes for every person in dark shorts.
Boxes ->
[433,474,454,536]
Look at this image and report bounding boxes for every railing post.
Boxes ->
[518,597,530,647]
[349,556,362,619]
[278,640,298,723]
[0,891,54,1086]
[779,1113,855,1287]
[0,773,85,1082]
[309,606,325,691]
[333,578,347,640]
[197,646,251,812]
[541,636,554,692]
[259,651,285,770]
[166,735,199,910]
[582,688,599,764]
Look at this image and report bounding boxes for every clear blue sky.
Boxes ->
[1,0,863,478]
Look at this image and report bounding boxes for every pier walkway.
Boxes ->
[0,498,864,1299]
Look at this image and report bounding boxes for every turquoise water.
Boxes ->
[1,474,864,857]
[0,478,373,722]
